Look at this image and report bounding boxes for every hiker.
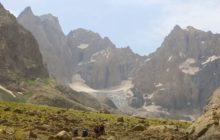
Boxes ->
[82,128,89,137]
[99,123,105,135]
[94,124,105,138]
[94,124,100,138]
[71,128,78,137]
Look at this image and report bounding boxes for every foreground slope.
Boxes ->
[0,101,190,140]
[188,86,220,140]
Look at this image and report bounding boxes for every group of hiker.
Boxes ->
[72,123,105,138]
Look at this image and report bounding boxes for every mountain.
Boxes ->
[188,85,220,139]
[17,6,220,119]
[67,29,143,89]
[17,7,146,114]
[17,7,73,84]
[0,4,48,87]
[133,25,220,119]
[17,7,144,90]
[0,3,107,112]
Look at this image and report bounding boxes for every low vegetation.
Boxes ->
[0,101,191,140]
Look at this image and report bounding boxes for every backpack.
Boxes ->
[82,128,89,137]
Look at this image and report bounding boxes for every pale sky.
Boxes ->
[1,0,220,55]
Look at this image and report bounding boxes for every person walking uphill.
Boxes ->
[72,128,78,137]
[82,128,89,137]
[94,123,105,138]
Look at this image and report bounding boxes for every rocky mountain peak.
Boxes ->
[18,6,34,17]
[67,28,115,49]
[68,28,101,40]
[172,25,182,31]
[39,14,63,34]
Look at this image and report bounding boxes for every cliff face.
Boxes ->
[133,25,220,119]
[17,7,72,84]
[18,7,143,89]
[0,4,48,86]
[188,86,220,139]
[67,29,143,89]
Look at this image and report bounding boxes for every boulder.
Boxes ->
[131,124,145,131]
[55,130,71,140]
[117,117,124,123]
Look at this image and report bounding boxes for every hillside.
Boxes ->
[0,101,190,140]
[0,4,48,86]
[188,86,220,139]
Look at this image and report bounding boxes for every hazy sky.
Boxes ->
[1,0,220,55]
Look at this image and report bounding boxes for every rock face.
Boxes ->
[133,25,220,119]
[0,4,48,86]
[17,7,72,84]
[188,86,220,140]
[18,7,143,89]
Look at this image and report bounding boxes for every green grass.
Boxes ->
[0,101,191,139]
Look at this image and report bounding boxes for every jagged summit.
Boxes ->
[18,6,34,18]
[173,25,182,31]
[67,28,116,49]
[68,28,101,39]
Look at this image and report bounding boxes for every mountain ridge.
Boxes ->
[15,5,220,120]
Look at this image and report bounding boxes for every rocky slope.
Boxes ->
[133,25,220,119]
[17,7,73,84]
[188,86,220,139]
[0,3,48,88]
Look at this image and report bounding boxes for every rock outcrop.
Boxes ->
[17,7,72,84]
[188,86,220,140]
[0,3,48,86]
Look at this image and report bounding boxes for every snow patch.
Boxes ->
[91,48,111,59]
[0,85,16,98]
[159,88,166,91]
[154,83,163,88]
[201,41,205,44]
[89,58,96,63]
[143,104,170,115]
[202,55,220,65]
[77,44,89,49]
[179,58,200,75]
[144,93,154,100]
[145,58,151,62]
[168,56,173,62]
[166,68,170,72]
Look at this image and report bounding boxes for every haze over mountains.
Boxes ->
[16,6,220,120]
[1,3,220,123]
